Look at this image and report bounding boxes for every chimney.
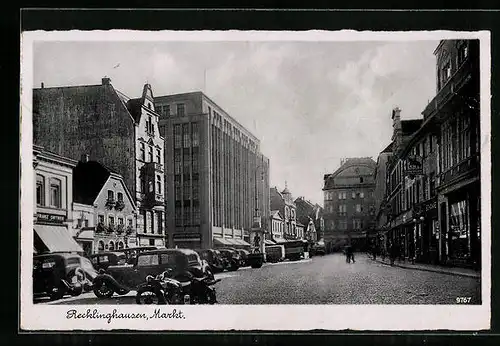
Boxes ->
[81,154,90,163]
[102,77,111,85]
[41,82,44,88]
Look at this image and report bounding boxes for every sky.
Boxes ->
[33,39,440,206]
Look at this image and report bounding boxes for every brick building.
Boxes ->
[155,92,270,251]
[32,78,166,247]
[322,158,377,252]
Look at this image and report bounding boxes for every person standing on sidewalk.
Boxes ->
[389,241,396,266]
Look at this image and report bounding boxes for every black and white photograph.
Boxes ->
[20,29,491,331]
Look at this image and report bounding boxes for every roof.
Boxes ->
[326,157,377,180]
[401,119,423,136]
[73,161,115,205]
[271,210,283,220]
[381,142,394,153]
[126,98,143,123]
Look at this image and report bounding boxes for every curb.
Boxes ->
[373,259,480,279]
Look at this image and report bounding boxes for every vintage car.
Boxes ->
[89,252,127,270]
[33,253,98,301]
[194,249,227,273]
[264,245,285,263]
[120,246,158,264]
[92,248,211,299]
[217,248,241,271]
[237,249,251,267]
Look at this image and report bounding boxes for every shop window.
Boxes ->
[36,174,45,206]
[49,178,62,208]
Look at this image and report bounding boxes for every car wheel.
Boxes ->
[93,279,114,298]
[49,285,65,301]
[136,287,164,305]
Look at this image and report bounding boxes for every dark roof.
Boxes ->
[401,119,423,136]
[126,98,143,123]
[73,161,113,205]
[381,142,394,153]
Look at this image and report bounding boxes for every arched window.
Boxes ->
[118,241,124,250]
[98,240,105,252]
[109,241,115,251]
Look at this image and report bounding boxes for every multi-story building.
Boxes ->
[422,39,481,268]
[270,210,285,242]
[32,78,166,247]
[374,143,393,254]
[383,108,423,259]
[33,145,82,254]
[72,158,138,256]
[155,92,270,251]
[323,158,377,251]
[294,196,321,243]
[270,185,297,240]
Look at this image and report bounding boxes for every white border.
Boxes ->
[20,30,491,331]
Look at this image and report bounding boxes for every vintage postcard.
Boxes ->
[20,29,491,331]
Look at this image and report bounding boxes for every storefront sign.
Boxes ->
[36,212,66,223]
[405,156,423,177]
[173,233,201,240]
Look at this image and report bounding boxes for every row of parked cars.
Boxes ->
[32,246,262,302]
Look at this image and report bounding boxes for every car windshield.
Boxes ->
[187,253,200,264]
[137,254,159,266]
[66,258,80,266]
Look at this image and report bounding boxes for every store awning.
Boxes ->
[213,237,233,246]
[234,239,251,247]
[264,240,276,245]
[77,229,94,241]
[34,224,84,253]
[274,238,288,244]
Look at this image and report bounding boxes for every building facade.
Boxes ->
[423,39,481,268]
[294,196,321,242]
[156,92,270,251]
[270,210,285,242]
[270,185,297,240]
[33,145,83,255]
[72,159,138,255]
[32,78,166,247]
[323,158,377,252]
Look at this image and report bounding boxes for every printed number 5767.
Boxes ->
[456,297,472,303]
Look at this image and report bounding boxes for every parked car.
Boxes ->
[194,249,226,273]
[218,248,241,271]
[237,249,251,267]
[92,248,211,299]
[120,246,158,264]
[312,242,326,256]
[89,252,127,270]
[33,252,97,301]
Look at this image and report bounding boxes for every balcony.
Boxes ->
[438,155,479,189]
[422,58,475,120]
[142,161,164,174]
[105,198,115,209]
[141,191,165,208]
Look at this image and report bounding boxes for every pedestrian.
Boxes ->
[408,240,415,264]
[346,244,355,263]
[372,241,378,261]
[389,241,396,266]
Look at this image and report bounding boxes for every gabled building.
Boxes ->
[294,196,321,242]
[270,210,285,242]
[72,158,138,255]
[33,78,166,246]
[323,157,377,251]
[270,184,297,240]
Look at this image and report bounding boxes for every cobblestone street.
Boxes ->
[40,253,480,306]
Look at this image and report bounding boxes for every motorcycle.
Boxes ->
[135,269,221,305]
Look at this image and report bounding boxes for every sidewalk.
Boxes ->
[371,255,480,279]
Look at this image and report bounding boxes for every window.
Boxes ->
[338,204,347,216]
[156,149,161,164]
[183,151,191,173]
[137,254,159,267]
[109,103,115,117]
[184,180,191,200]
[360,192,365,199]
[140,177,146,193]
[175,207,182,226]
[108,215,115,226]
[148,146,153,162]
[192,151,199,174]
[175,175,181,201]
[192,122,199,147]
[174,149,182,174]
[128,218,133,227]
[36,174,45,206]
[183,124,191,148]
[157,212,163,234]
[183,206,191,224]
[118,217,124,225]
[193,205,200,225]
[140,143,145,161]
[108,190,114,201]
[356,204,362,213]
[192,180,199,200]
[164,105,170,117]
[177,103,185,117]
[84,219,89,227]
[117,192,123,202]
[458,42,469,64]
[360,177,364,183]
[338,192,342,200]
[352,192,356,199]
[174,125,182,148]
[98,215,104,224]
[49,178,61,208]
[156,175,162,194]
[149,239,155,246]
